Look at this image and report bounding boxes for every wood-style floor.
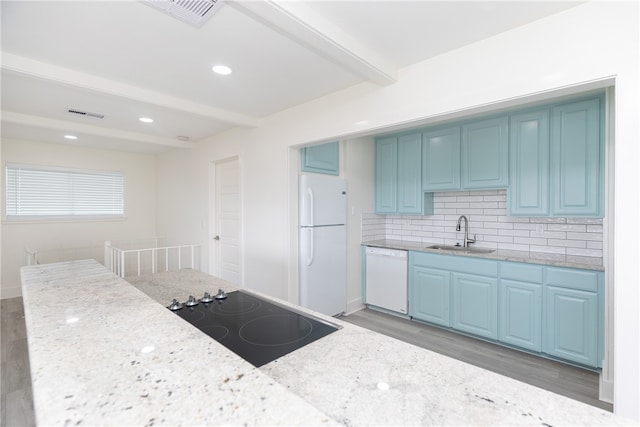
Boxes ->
[0,298,611,427]
[1,297,35,427]
[342,307,612,412]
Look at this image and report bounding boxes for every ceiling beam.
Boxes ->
[1,53,259,128]
[230,0,398,86]
[2,111,197,149]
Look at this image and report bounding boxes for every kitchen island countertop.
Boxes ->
[21,260,629,426]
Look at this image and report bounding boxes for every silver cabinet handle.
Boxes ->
[213,235,220,240]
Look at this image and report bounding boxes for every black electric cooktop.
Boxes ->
[169,290,339,367]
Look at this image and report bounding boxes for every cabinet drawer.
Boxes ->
[500,262,543,284]
[411,251,498,277]
[545,267,600,292]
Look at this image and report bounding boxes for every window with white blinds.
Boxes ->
[5,164,124,219]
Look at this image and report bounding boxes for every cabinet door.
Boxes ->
[461,116,509,189]
[397,133,423,214]
[545,286,599,367]
[499,280,542,352]
[301,142,339,175]
[550,97,603,217]
[422,127,460,191]
[451,272,498,340]
[409,266,450,327]
[508,110,550,216]
[375,137,397,213]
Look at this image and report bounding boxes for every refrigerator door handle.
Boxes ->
[306,228,314,266]
[307,187,314,226]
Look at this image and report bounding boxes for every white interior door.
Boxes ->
[211,157,242,284]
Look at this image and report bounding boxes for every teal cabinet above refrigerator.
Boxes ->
[300,141,339,175]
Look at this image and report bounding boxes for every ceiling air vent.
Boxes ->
[68,109,105,119]
[143,0,225,28]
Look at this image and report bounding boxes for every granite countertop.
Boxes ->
[21,260,629,426]
[363,239,604,271]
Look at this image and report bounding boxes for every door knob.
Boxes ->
[213,235,220,240]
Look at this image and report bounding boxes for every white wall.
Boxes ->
[1,139,158,298]
[155,2,639,419]
[343,136,375,313]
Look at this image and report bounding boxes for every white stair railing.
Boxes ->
[104,240,201,277]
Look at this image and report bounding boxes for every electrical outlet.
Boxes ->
[536,224,544,233]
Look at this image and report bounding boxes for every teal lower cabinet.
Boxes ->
[545,286,599,367]
[499,280,542,352]
[451,273,498,340]
[409,266,450,327]
[407,251,603,368]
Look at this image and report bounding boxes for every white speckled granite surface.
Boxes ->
[20,260,336,427]
[21,260,630,426]
[363,239,604,271]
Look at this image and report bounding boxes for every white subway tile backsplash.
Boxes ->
[514,237,548,246]
[547,224,587,232]
[587,241,603,249]
[500,229,531,237]
[547,239,587,248]
[567,232,603,241]
[484,235,515,243]
[361,189,603,264]
[530,231,566,239]
[456,195,484,202]
[529,245,567,254]
[445,202,470,209]
[587,224,604,233]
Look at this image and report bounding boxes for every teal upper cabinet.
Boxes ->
[508,109,550,216]
[422,127,461,191]
[375,137,398,213]
[422,118,508,192]
[376,133,432,215]
[300,141,340,175]
[461,116,509,189]
[508,94,604,217]
[397,133,424,213]
[550,97,603,217]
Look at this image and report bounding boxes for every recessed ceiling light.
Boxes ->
[64,135,78,140]
[212,65,232,75]
[139,117,154,123]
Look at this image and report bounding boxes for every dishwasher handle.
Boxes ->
[365,247,407,258]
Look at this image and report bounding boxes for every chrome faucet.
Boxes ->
[456,215,476,247]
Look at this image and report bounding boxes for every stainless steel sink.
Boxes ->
[427,244,494,254]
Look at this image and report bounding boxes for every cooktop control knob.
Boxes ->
[185,295,199,307]
[168,299,183,311]
[201,292,214,303]
[214,289,228,300]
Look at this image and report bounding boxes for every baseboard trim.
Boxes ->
[599,375,614,404]
[345,297,364,316]
[1,285,23,299]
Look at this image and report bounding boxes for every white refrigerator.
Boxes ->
[299,174,347,316]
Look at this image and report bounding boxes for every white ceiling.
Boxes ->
[1,0,582,154]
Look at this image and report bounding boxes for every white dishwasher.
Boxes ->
[365,247,408,314]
